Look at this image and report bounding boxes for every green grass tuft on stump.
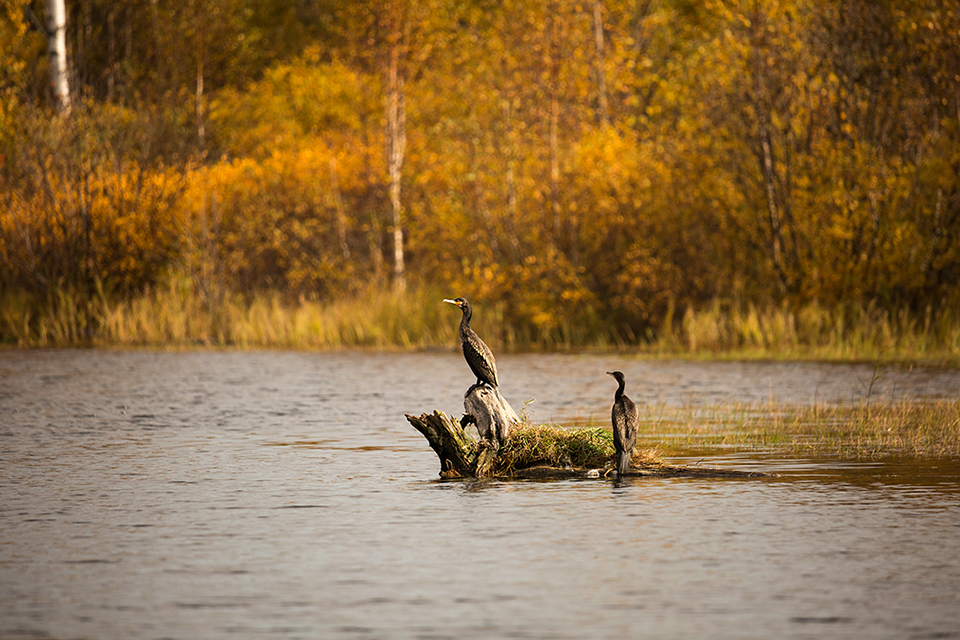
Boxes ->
[494,424,660,475]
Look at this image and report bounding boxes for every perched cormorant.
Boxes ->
[606,371,639,476]
[444,297,499,389]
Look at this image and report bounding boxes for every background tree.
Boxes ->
[2,0,959,347]
[44,0,70,114]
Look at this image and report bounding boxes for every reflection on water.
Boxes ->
[1,349,959,639]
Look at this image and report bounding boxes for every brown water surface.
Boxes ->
[1,350,959,639]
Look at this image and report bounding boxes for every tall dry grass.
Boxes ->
[94,280,459,349]
[2,283,959,367]
[0,287,102,346]
[631,396,960,458]
[655,299,960,364]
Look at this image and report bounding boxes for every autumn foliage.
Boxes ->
[1,0,958,352]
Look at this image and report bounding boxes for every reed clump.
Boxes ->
[784,399,960,457]
[2,282,960,367]
[1,279,460,349]
[656,299,960,365]
[494,423,661,474]
[633,397,960,458]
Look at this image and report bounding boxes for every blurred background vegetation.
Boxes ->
[1,0,958,360]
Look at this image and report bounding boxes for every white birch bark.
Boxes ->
[386,39,406,293]
[46,0,71,114]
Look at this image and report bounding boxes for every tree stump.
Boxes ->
[406,385,519,478]
[462,384,519,447]
[405,410,478,478]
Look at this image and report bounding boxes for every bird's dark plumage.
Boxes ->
[444,297,499,389]
[607,371,639,476]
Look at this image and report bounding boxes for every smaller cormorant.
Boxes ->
[444,297,499,389]
[607,371,639,476]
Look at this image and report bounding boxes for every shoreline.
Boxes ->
[1,285,958,367]
[2,341,959,370]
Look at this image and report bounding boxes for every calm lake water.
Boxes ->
[2,349,960,639]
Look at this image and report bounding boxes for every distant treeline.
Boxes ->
[1,0,958,347]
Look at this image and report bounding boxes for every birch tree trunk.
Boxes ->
[329,158,351,261]
[46,0,71,115]
[591,0,610,126]
[386,32,407,294]
[196,29,205,149]
[547,5,561,244]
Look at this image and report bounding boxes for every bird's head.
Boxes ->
[606,370,625,385]
[443,297,468,309]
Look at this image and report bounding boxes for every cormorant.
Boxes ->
[606,371,639,476]
[444,297,499,389]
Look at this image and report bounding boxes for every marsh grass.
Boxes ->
[0,288,96,346]
[655,299,960,365]
[1,280,461,349]
[2,282,960,367]
[631,397,960,458]
[494,423,661,474]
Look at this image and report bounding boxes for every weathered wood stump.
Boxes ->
[461,384,519,447]
[406,385,519,478]
[406,410,480,478]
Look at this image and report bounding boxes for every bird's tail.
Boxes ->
[617,451,631,476]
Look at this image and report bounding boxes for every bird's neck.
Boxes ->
[615,380,625,401]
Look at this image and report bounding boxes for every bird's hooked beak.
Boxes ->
[443,298,461,307]
[605,371,614,377]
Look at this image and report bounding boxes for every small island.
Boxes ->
[418,298,766,480]
[406,387,765,480]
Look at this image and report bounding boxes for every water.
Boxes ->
[2,349,959,639]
